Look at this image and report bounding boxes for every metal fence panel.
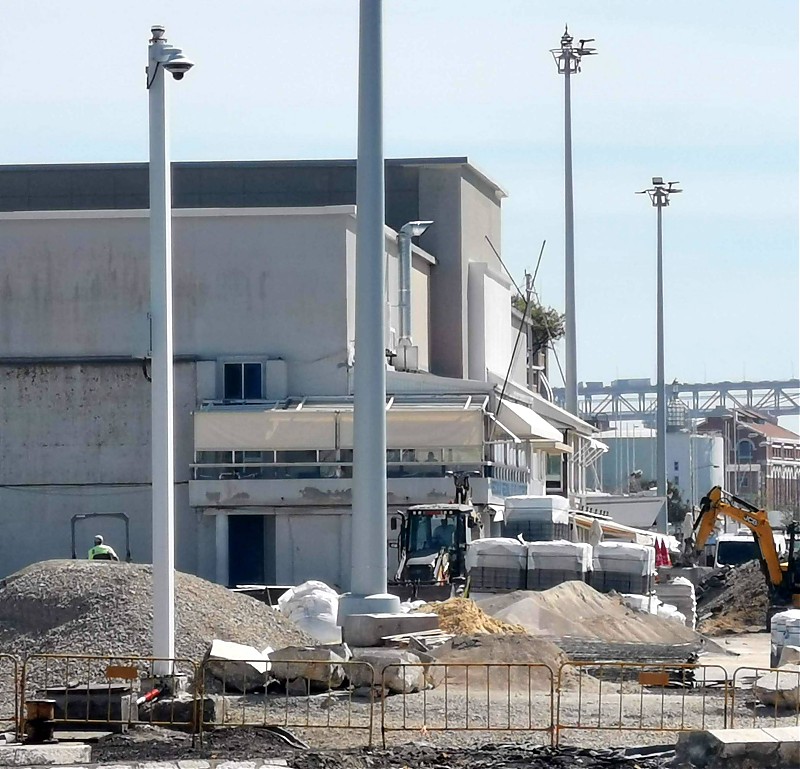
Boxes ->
[380,663,555,746]
[0,654,20,737]
[21,655,199,734]
[198,657,376,745]
[555,662,730,745]
[729,666,800,730]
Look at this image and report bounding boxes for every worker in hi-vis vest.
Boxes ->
[88,534,119,561]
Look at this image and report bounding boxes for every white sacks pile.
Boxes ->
[277,580,342,643]
[590,542,656,596]
[465,538,527,592]
[526,540,593,591]
[655,576,697,629]
[503,495,570,542]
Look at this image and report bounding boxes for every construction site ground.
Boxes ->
[91,726,675,768]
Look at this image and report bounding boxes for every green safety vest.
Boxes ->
[88,544,118,560]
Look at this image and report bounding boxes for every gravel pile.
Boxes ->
[0,559,311,660]
[696,561,768,635]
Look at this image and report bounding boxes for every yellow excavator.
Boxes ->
[688,486,800,629]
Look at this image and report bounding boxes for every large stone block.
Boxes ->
[754,664,800,709]
[674,728,782,769]
[268,645,350,688]
[204,640,268,693]
[778,645,800,667]
[349,650,426,693]
[341,612,439,647]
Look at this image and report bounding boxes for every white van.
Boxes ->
[714,528,787,568]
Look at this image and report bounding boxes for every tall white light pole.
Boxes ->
[339,0,400,620]
[638,178,682,534]
[147,25,194,672]
[551,27,596,417]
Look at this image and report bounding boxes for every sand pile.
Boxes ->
[0,560,311,660]
[419,598,525,635]
[696,561,769,635]
[478,580,702,645]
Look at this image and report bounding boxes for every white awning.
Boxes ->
[194,406,484,451]
[590,437,609,453]
[496,400,563,442]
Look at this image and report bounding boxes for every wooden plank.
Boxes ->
[638,671,670,687]
[105,665,139,681]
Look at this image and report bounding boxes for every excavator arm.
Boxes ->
[691,486,784,587]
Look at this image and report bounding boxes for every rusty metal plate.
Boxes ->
[638,671,670,687]
[105,665,139,681]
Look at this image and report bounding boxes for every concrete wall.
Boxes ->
[0,208,355,396]
[0,361,198,578]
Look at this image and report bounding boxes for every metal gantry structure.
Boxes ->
[554,379,800,423]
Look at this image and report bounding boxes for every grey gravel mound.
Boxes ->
[0,559,311,660]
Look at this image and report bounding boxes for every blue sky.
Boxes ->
[2,1,798,424]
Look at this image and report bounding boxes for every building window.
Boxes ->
[737,439,754,462]
[224,362,263,400]
[673,461,679,472]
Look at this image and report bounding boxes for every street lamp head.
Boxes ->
[399,220,434,239]
[652,176,664,186]
[150,25,166,42]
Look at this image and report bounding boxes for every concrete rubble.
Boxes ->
[753,663,800,709]
[349,648,442,693]
[674,726,799,768]
[778,644,800,667]
[267,643,351,688]
[204,640,270,693]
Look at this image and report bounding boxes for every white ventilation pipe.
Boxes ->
[397,220,433,345]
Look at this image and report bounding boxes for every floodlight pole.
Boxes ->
[551,27,596,417]
[638,179,682,534]
[339,0,400,620]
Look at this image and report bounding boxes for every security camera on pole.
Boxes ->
[637,178,682,534]
[147,25,194,675]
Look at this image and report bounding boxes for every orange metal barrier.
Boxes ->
[555,661,730,745]
[21,655,200,737]
[379,662,556,747]
[729,665,800,730]
[198,657,377,745]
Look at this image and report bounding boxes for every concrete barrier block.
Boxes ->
[342,612,439,647]
[0,744,92,766]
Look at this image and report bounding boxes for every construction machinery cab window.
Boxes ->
[408,512,459,555]
[716,539,759,567]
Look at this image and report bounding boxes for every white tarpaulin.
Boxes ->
[593,542,656,576]
[496,400,563,442]
[526,540,593,573]
[465,538,528,571]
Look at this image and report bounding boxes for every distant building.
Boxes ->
[697,409,800,516]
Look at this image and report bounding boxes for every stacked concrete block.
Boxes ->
[590,542,656,595]
[503,494,570,541]
[655,576,697,630]
[465,538,527,592]
[525,540,593,591]
[770,609,800,667]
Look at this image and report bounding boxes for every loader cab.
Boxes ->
[394,503,479,584]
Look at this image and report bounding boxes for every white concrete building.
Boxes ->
[0,158,597,586]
